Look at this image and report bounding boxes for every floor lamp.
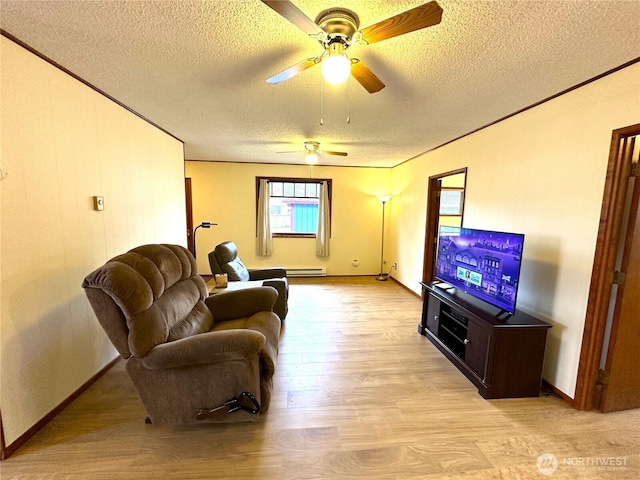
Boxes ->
[193,221,216,258]
[376,195,391,281]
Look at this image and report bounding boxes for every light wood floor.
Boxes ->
[2,277,639,479]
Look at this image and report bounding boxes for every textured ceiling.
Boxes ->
[1,0,639,167]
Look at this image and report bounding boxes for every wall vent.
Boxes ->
[287,267,326,277]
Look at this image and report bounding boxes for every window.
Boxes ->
[256,177,332,237]
[439,188,464,215]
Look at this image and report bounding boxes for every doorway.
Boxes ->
[575,124,640,412]
[422,168,467,284]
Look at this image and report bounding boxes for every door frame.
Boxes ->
[185,177,194,255]
[422,168,467,286]
[574,123,640,410]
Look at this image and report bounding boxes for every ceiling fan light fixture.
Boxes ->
[305,152,319,164]
[321,41,351,84]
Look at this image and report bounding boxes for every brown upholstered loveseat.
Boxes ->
[82,244,281,425]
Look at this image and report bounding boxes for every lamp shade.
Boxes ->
[322,42,351,85]
[377,195,392,203]
[322,55,351,84]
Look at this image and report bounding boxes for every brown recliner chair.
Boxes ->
[82,244,280,425]
[209,241,288,320]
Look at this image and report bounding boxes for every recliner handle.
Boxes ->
[196,392,261,420]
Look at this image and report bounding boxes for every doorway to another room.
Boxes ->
[422,168,467,284]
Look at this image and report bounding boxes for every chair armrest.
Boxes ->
[248,267,286,281]
[140,329,266,370]
[261,278,288,320]
[205,286,277,321]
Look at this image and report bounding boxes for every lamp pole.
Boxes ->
[376,196,391,281]
[193,221,216,258]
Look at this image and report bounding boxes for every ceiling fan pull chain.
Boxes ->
[346,75,351,124]
[319,76,325,125]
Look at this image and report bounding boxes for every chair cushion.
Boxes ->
[215,242,250,281]
[214,241,239,264]
[222,257,250,281]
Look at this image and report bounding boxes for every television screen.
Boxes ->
[435,226,525,314]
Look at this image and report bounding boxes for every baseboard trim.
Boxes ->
[389,275,421,299]
[287,274,422,299]
[541,379,574,405]
[0,356,121,460]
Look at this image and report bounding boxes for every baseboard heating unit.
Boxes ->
[287,267,326,277]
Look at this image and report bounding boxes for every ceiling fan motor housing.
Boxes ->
[304,141,320,152]
[315,8,360,38]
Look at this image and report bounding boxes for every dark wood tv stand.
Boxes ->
[418,281,551,399]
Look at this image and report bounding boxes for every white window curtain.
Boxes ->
[316,181,330,257]
[257,178,272,256]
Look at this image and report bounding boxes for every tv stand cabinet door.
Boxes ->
[464,319,491,380]
[424,293,441,335]
[489,327,549,398]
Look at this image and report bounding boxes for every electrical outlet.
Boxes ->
[352,259,359,266]
[392,263,398,269]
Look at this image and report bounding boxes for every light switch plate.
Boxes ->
[93,196,104,211]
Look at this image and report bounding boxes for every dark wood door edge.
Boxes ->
[0,409,6,461]
[185,178,194,255]
[573,124,640,411]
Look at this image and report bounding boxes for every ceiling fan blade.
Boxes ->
[261,1,323,36]
[321,150,348,157]
[266,57,320,84]
[359,1,443,45]
[276,150,300,154]
[351,60,385,93]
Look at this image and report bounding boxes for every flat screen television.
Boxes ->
[435,226,525,315]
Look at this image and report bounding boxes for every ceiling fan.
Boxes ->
[278,141,348,163]
[261,1,443,93]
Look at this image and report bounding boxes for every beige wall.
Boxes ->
[388,62,640,398]
[0,38,186,446]
[185,161,391,276]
